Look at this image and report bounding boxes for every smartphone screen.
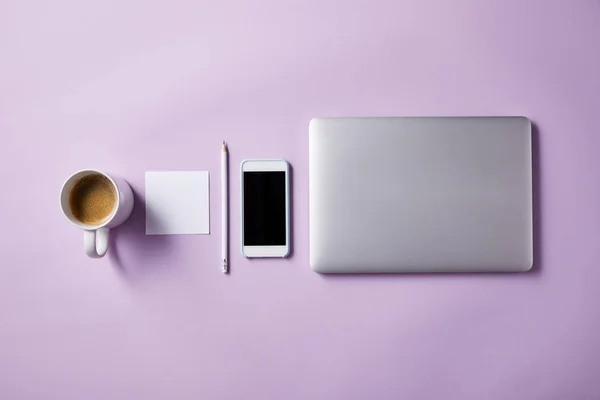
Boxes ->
[243,171,286,246]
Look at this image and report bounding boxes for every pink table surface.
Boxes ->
[2,1,600,399]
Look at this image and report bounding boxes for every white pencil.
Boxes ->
[221,141,229,274]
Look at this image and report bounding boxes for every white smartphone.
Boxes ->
[240,159,290,258]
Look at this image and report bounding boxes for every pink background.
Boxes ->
[2,1,600,399]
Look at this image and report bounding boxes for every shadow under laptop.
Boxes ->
[317,121,543,280]
[108,187,176,280]
[530,122,542,274]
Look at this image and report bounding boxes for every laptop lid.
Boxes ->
[309,117,533,273]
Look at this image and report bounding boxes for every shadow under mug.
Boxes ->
[60,170,134,258]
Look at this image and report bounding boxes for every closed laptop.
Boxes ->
[309,117,533,273]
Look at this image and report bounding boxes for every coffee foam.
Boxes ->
[68,174,116,225]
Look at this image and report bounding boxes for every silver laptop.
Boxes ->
[309,117,533,273]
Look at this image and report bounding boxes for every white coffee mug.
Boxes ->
[60,170,134,258]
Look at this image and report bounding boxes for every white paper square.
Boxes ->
[145,171,210,235]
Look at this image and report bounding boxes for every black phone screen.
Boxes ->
[243,171,286,246]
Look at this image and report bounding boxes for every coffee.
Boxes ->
[69,174,117,225]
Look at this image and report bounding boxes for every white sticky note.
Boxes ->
[145,171,210,235]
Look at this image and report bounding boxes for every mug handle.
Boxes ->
[84,228,110,258]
